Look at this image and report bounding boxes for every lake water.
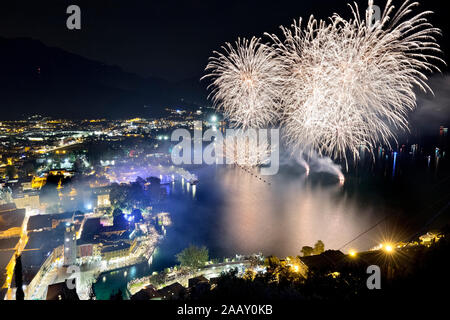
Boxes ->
[95,155,450,299]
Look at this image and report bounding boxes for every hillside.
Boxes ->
[0,37,208,119]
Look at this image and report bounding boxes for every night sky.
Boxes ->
[1,0,448,81]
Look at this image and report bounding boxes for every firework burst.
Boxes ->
[267,0,443,163]
[203,37,284,129]
[214,130,274,167]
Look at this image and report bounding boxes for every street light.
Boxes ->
[349,250,357,258]
[382,243,394,253]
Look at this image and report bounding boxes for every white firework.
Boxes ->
[203,37,283,129]
[215,130,274,167]
[267,0,443,163]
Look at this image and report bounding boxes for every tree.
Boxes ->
[5,165,17,179]
[14,254,24,300]
[113,212,128,228]
[313,240,325,255]
[23,161,36,176]
[150,272,167,287]
[147,176,162,202]
[264,256,281,269]
[176,245,209,270]
[109,181,152,212]
[249,255,262,268]
[301,246,314,257]
[112,207,123,218]
[40,173,65,205]
[88,283,96,300]
[131,208,143,222]
[110,183,129,210]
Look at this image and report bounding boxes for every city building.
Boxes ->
[101,240,136,261]
[130,285,162,300]
[27,212,82,233]
[298,250,346,278]
[64,224,77,266]
[13,191,41,212]
[157,282,186,300]
[0,237,20,296]
[97,194,110,208]
[0,207,25,239]
[45,281,79,300]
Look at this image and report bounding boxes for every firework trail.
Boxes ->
[267,0,443,165]
[293,153,310,176]
[203,37,284,129]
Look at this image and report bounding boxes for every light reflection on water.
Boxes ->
[216,167,379,256]
[95,164,391,299]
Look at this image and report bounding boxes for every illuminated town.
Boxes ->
[1,109,449,302]
[0,111,211,299]
[0,0,450,315]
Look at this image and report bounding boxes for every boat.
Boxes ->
[189,178,199,185]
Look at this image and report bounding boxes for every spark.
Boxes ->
[203,37,283,129]
[339,172,345,186]
[267,0,443,165]
[215,130,274,167]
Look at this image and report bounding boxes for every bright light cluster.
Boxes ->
[215,131,274,167]
[203,37,284,130]
[204,0,443,165]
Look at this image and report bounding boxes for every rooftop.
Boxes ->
[0,208,25,232]
[0,203,16,213]
[300,250,346,272]
[0,237,20,250]
[27,212,81,231]
[130,285,161,300]
[101,242,130,253]
[0,250,15,286]
[157,282,186,300]
[46,281,79,300]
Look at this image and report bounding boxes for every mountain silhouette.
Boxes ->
[0,37,209,119]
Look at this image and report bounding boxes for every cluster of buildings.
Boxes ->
[131,275,212,300]
[127,231,445,301]
[0,108,211,164]
[0,110,212,208]
[1,113,203,299]
[0,112,209,300]
[0,203,26,296]
[6,203,159,300]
